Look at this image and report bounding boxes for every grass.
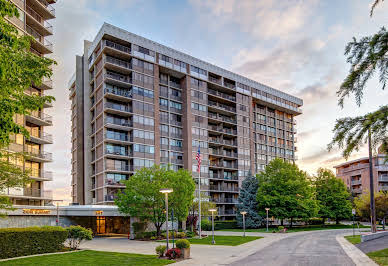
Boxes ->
[344,235,361,244]
[367,248,388,266]
[0,250,174,266]
[219,224,369,233]
[157,235,262,246]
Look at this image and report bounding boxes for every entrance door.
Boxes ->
[96,216,106,234]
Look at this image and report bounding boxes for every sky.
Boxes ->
[44,0,388,204]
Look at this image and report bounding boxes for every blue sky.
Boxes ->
[46,0,388,203]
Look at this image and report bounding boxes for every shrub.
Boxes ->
[155,245,166,257]
[176,232,186,238]
[278,226,284,231]
[186,231,195,238]
[201,220,212,231]
[150,236,157,240]
[308,218,323,225]
[0,226,68,259]
[215,220,237,230]
[176,239,190,249]
[166,248,181,259]
[135,232,145,239]
[66,226,93,250]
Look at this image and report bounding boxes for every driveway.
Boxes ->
[229,230,356,266]
[357,235,388,253]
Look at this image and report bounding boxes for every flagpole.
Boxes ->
[198,167,202,239]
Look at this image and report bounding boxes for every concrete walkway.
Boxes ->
[80,229,375,265]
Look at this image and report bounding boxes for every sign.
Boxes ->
[352,209,356,215]
[95,210,104,216]
[23,209,51,215]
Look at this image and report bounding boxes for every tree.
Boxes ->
[354,191,388,229]
[236,175,262,228]
[115,165,195,236]
[314,168,352,224]
[256,159,318,227]
[186,192,216,232]
[329,2,387,157]
[0,0,55,216]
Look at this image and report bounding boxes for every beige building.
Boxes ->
[334,154,388,195]
[2,0,56,206]
[69,23,302,219]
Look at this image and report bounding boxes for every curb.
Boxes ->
[0,250,83,262]
[336,235,377,266]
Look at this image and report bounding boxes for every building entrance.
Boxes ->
[96,216,106,234]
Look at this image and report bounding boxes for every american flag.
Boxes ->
[196,145,201,173]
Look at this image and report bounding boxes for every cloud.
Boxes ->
[189,0,319,40]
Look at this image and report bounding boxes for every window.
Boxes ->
[160,137,169,145]
[170,139,183,147]
[190,65,207,79]
[134,144,155,154]
[134,158,154,167]
[133,115,154,126]
[159,85,168,97]
[170,88,181,98]
[191,89,203,100]
[170,101,182,110]
[133,45,155,62]
[133,129,154,140]
[191,102,206,112]
[159,98,168,107]
[133,86,154,98]
[106,129,127,141]
[160,124,169,133]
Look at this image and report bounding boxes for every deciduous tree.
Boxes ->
[115,165,195,236]
[256,158,318,227]
[354,191,388,229]
[314,168,352,224]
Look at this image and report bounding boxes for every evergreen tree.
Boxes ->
[236,174,262,228]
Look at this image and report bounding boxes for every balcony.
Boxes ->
[223,151,238,158]
[209,185,239,192]
[376,165,388,171]
[378,174,388,182]
[343,163,369,173]
[218,210,237,216]
[25,146,53,162]
[208,113,237,124]
[105,72,132,87]
[105,56,132,74]
[27,0,55,19]
[223,139,237,147]
[26,25,53,54]
[105,102,132,115]
[3,188,53,199]
[105,149,130,157]
[212,198,239,204]
[105,179,126,186]
[379,186,388,191]
[104,118,133,130]
[104,194,118,202]
[25,5,53,36]
[105,165,133,173]
[208,75,222,85]
[25,111,53,126]
[29,169,53,181]
[351,179,362,186]
[28,129,53,144]
[351,188,363,194]
[208,100,236,113]
[209,173,238,181]
[208,88,236,102]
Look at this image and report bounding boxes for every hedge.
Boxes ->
[0,226,68,259]
[215,220,237,230]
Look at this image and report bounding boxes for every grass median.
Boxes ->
[157,235,262,246]
[368,248,388,266]
[218,224,369,233]
[0,250,174,266]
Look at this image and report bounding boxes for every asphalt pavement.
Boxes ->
[229,230,356,266]
[357,235,388,253]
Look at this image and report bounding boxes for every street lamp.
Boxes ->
[209,208,217,244]
[240,211,247,237]
[52,200,63,226]
[265,208,270,232]
[160,188,173,250]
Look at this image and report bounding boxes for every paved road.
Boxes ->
[229,230,355,266]
[357,235,388,253]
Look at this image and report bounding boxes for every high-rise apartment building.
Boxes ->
[2,0,55,206]
[334,154,388,196]
[69,23,302,218]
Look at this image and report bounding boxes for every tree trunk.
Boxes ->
[383,216,386,231]
[322,217,325,225]
[281,219,284,226]
[156,224,161,236]
[290,218,293,228]
[336,218,340,225]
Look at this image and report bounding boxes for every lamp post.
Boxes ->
[240,211,247,237]
[160,188,173,250]
[52,200,63,226]
[265,208,270,232]
[209,208,217,244]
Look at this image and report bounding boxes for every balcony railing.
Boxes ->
[219,210,237,215]
[3,188,53,199]
[208,76,222,85]
[378,175,388,182]
[105,102,132,113]
[26,25,53,51]
[378,186,388,191]
[105,133,130,142]
[105,149,129,157]
[25,146,53,161]
[105,72,132,84]
[28,111,53,124]
[105,179,126,186]
[352,188,363,194]
[27,128,53,143]
[106,164,133,172]
[208,88,236,101]
[209,185,239,192]
[103,40,131,54]
[26,6,53,34]
[208,100,236,113]
[104,87,132,99]
[212,198,239,204]
[104,194,118,201]
[351,179,362,185]
[105,56,132,70]
[208,113,237,124]
[104,118,133,128]
[209,173,238,181]
[37,0,56,16]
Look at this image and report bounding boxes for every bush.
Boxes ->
[186,231,195,238]
[278,226,284,231]
[201,220,212,231]
[215,220,237,230]
[176,232,186,238]
[176,239,190,249]
[155,245,166,257]
[0,226,68,259]
[308,218,323,225]
[66,226,93,250]
[150,236,157,240]
[135,232,145,239]
[166,248,181,259]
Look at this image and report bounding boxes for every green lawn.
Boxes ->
[368,248,388,266]
[219,224,369,233]
[344,235,361,244]
[0,250,174,266]
[158,235,262,246]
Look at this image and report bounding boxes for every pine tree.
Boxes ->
[236,174,262,228]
